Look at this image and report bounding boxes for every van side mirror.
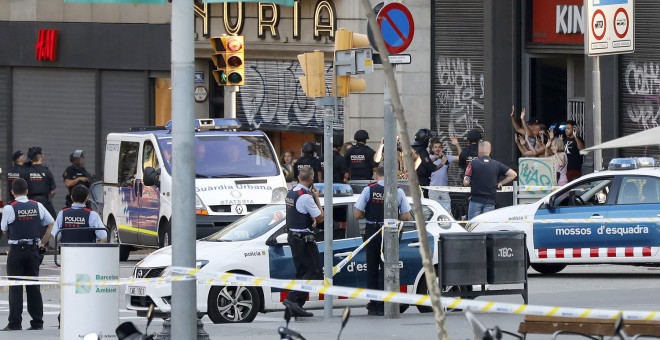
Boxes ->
[143,167,161,187]
[266,233,288,246]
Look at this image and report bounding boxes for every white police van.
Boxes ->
[469,157,660,274]
[103,119,287,260]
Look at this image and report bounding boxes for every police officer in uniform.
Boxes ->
[282,167,323,318]
[293,142,323,183]
[354,167,412,316]
[346,130,378,180]
[332,139,349,183]
[412,128,435,161]
[52,185,107,244]
[1,178,54,331]
[51,185,107,328]
[63,150,94,208]
[7,151,28,202]
[459,129,482,176]
[25,147,57,227]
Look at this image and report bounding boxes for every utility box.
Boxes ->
[486,231,527,284]
[438,233,487,286]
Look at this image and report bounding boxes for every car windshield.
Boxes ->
[157,135,280,178]
[206,204,286,242]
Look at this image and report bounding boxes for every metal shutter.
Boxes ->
[618,0,660,158]
[13,68,96,209]
[236,60,344,133]
[432,0,485,185]
[0,68,8,175]
[100,71,149,178]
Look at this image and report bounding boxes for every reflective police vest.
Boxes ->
[364,183,385,225]
[60,208,96,243]
[27,164,51,196]
[294,156,321,183]
[347,144,372,180]
[8,200,42,241]
[285,188,314,233]
[7,165,25,200]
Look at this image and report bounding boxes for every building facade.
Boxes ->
[0,0,431,205]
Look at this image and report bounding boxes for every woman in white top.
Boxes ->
[548,137,568,185]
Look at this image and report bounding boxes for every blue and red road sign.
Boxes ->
[377,3,415,54]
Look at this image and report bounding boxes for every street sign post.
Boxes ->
[586,0,634,171]
[388,54,411,65]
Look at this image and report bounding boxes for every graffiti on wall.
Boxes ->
[237,60,343,131]
[624,62,660,131]
[434,57,485,146]
[433,57,485,185]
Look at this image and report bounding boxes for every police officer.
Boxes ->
[7,151,28,202]
[63,150,94,208]
[52,185,107,328]
[412,128,435,161]
[293,142,323,183]
[25,147,57,226]
[1,178,54,331]
[459,129,482,176]
[345,130,378,180]
[52,185,107,244]
[354,167,412,316]
[332,139,349,183]
[282,167,323,318]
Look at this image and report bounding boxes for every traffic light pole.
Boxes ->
[170,0,198,339]
[224,85,239,118]
[316,96,336,319]
[383,69,400,319]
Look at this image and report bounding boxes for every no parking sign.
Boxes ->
[587,0,634,55]
[376,3,415,54]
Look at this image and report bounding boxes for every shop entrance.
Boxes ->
[529,56,585,136]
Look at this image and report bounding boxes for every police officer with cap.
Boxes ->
[7,151,28,202]
[293,142,323,183]
[332,138,349,183]
[459,129,482,175]
[282,167,323,318]
[346,130,378,180]
[354,167,412,316]
[25,147,57,230]
[63,149,94,208]
[1,178,54,331]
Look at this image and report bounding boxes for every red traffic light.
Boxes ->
[226,37,243,52]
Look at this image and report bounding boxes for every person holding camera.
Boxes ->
[282,167,324,318]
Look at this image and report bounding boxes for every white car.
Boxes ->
[469,158,660,274]
[126,188,466,323]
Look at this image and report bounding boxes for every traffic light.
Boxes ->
[297,50,326,98]
[210,35,245,86]
[333,28,369,97]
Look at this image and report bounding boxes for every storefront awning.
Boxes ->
[581,126,660,154]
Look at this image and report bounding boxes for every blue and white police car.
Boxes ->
[469,158,660,274]
[126,185,466,323]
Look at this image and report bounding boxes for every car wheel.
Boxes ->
[531,263,566,275]
[158,220,171,248]
[207,285,261,323]
[108,218,131,261]
[416,276,473,313]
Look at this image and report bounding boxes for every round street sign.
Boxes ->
[614,8,629,39]
[377,3,415,54]
[591,9,606,41]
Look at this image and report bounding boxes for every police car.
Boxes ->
[126,184,466,323]
[469,157,660,274]
[103,119,287,261]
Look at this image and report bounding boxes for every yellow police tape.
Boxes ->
[423,185,562,193]
[3,269,657,321]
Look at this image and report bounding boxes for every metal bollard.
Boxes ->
[155,318,210,340]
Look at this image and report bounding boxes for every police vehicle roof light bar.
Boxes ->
[608,157,657,170]
[165,118,243,132]
[315,183,353,197]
